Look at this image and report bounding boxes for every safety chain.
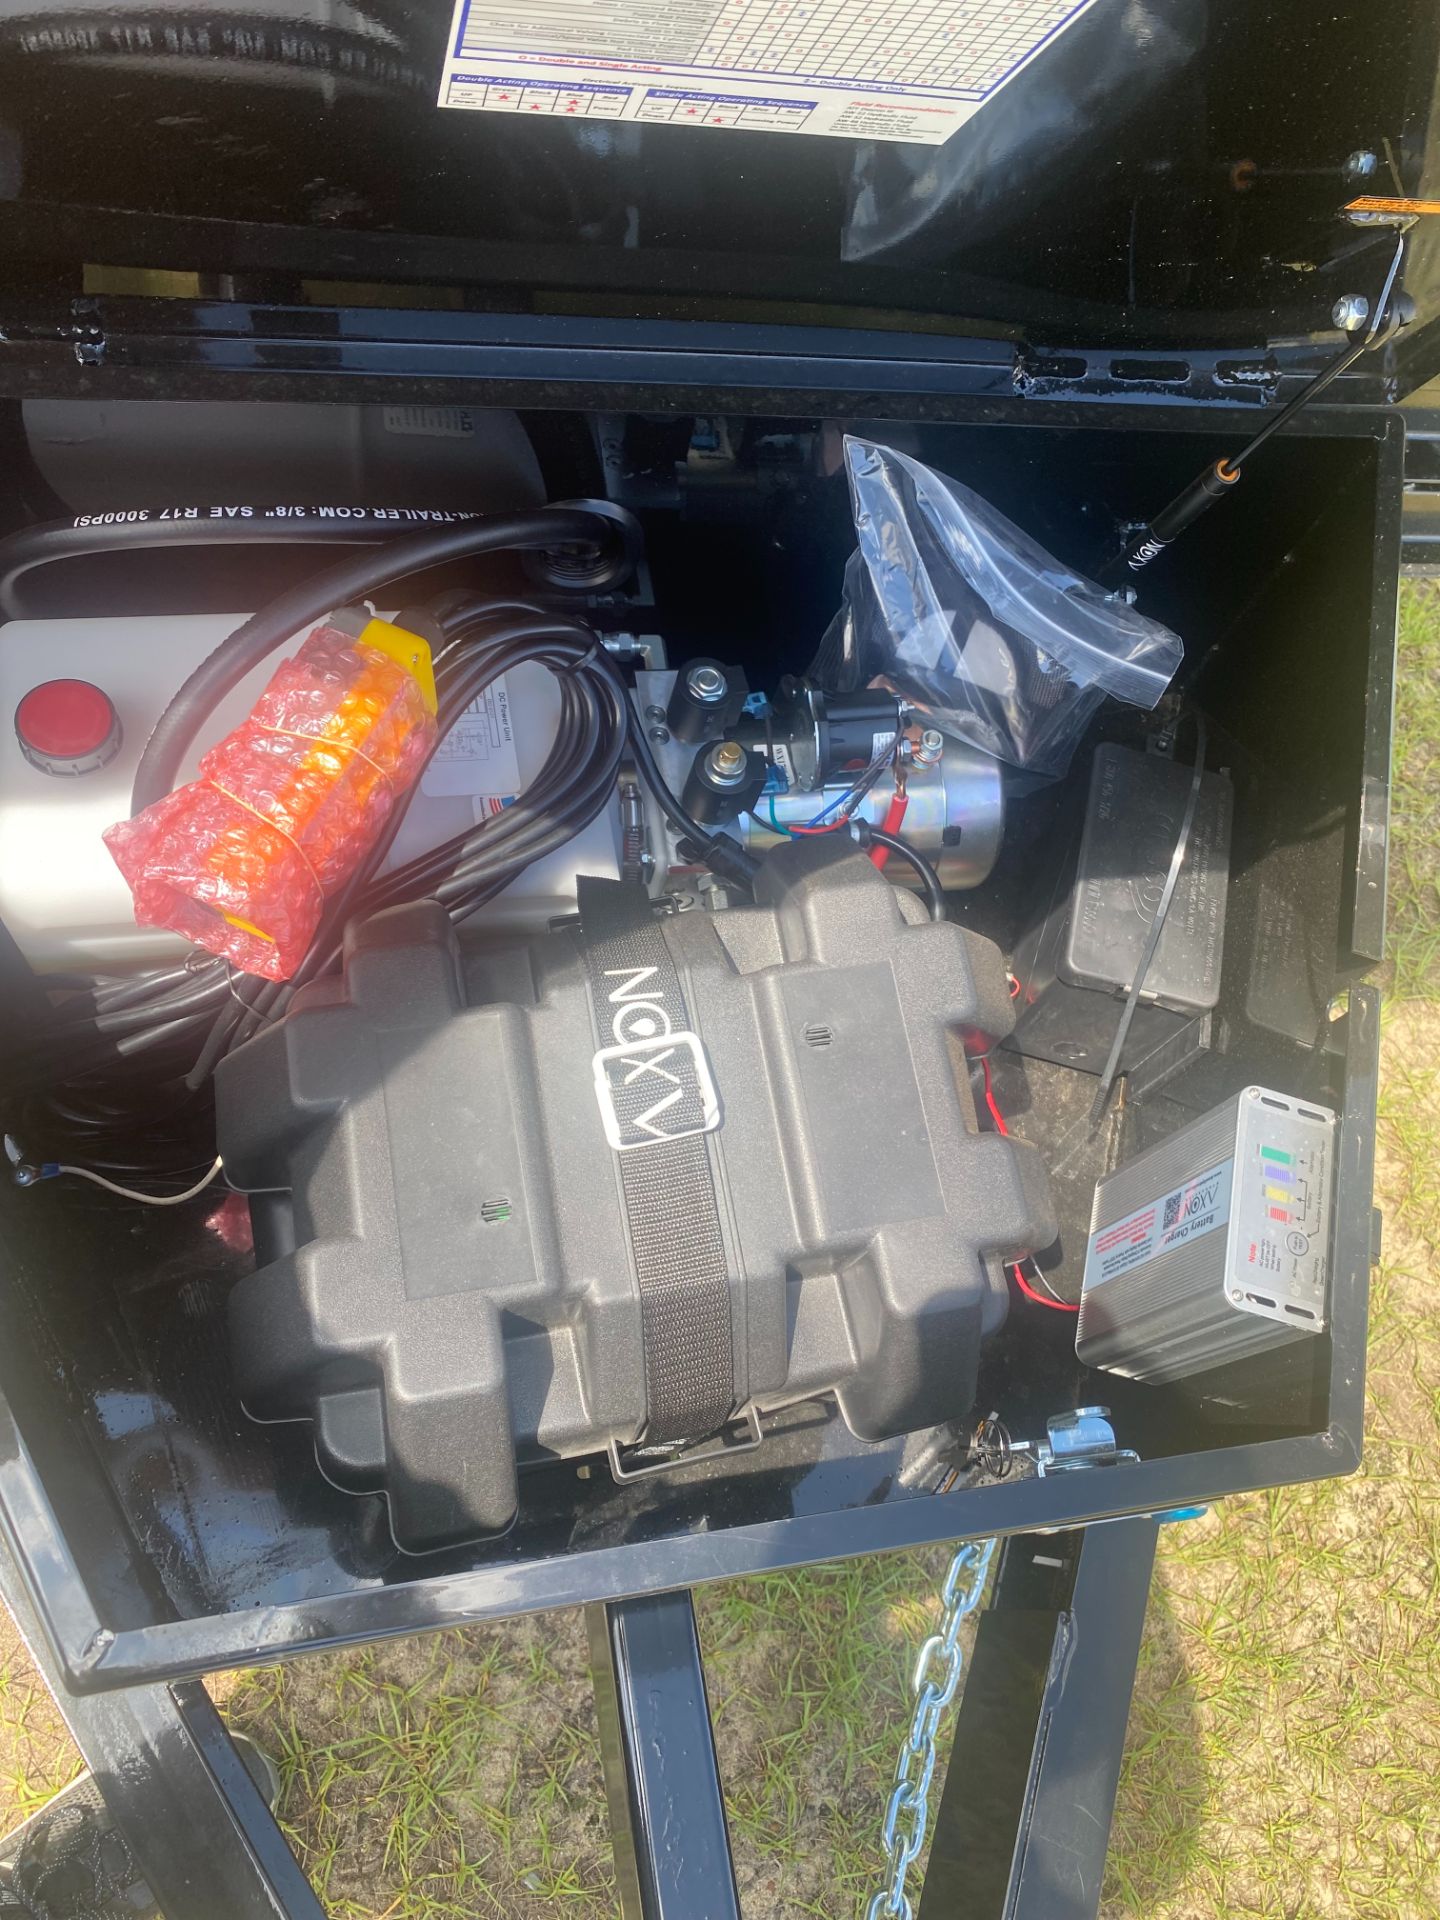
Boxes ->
[864,1536,998,1920]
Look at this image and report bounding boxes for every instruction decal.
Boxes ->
[437,0,1101,144]
[1083,1160,1234,1292]
[421,678,522,804]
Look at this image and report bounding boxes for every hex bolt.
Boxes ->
[80,1627,116,1666]
[914,727,945,769]
[1332,293,1370,332]
[705,739,748,785]
[1343,148,1378,183]
[686,662,728,704]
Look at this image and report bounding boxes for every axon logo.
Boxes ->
[1163,1177,1221,1233]
[1127,535,1168,571]
[591,964,721,1153]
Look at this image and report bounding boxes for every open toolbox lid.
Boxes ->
[1,0,1440,393]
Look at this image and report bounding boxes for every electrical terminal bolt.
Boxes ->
[910,727,945,770]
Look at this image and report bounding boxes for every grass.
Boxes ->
[0,1655,83,1825]
[693,1549,964,1915]
[212,1548,964,1919]
[1389,583,1440,997]
[215,1617,615,1917]
[1105,581,1440,1920]
[4,585,1440,1916]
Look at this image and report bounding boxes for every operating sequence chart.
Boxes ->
[438,0,1100,142]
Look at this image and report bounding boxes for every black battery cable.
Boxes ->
[852,823,947,922]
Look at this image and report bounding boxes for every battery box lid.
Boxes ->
[1060,741,1232,1015]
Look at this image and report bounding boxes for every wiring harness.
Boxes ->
[5,510,746,1189]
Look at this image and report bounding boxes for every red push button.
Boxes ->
[15,679,122,776]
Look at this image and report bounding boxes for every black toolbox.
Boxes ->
[0,0,1431,1694]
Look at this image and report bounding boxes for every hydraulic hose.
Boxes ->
[127,508,613,814]
[0,510,481,622]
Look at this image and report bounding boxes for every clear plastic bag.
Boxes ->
[815,438,1183,777]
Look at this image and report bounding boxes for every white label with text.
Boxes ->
[1083,1159,1233,1291]
[436,0,1100,144]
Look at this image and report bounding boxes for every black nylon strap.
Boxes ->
[578,879,735,1444]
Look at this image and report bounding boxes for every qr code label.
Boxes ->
[1085,1159,1233,1291]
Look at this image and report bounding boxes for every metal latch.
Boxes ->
[956,1405,1139,1484]
[1023,1406,1139,1477]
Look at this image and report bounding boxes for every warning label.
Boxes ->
[437,0,1100,144]
[1083,1160,1233,1292]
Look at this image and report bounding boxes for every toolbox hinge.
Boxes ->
[1013,347,1280,408]
[2,294,108,366]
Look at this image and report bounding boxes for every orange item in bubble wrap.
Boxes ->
[104,619,437,980]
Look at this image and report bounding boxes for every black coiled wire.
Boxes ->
[6,594,716,1187]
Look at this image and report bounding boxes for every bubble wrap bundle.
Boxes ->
[105,622,436,980]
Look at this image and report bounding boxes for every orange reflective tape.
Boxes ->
[1346,196,1440,216]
